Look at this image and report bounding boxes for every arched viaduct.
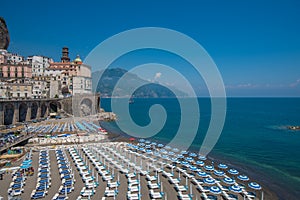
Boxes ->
[0,93,100,126]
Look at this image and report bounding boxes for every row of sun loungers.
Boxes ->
[6,139,261,200]
[68,147,98,199]
[28,121,107,134]
[52,149,76,200]
[82,146,119,198]
[7,151,33,197]
[31,150,51,199]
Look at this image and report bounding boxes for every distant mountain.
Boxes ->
[92,68,187,98]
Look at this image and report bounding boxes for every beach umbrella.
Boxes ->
[23,159,32,164]
[210,186,221,194]
[218,163,228,169]
[157,144,164,148]
[229,185,242,193]
[197,171,208,177]
[165,145,171,150]
[181,161,189,166]
[145,145,151,149]
[228,169,239,175]
[20,164,30,169]
[138,143,145,146]
[168,151,175,156]
[189,165,198,171]
[160,149,167,153]
[196,160,204,166]
[176,154,184,159]
[126,144,132,147]
[161,155,169,160]
[203,177,216,185]
[171,157,178,162]
[185,157,193,162]
[146,149,152,154]
[172,148,179,152]
[223,177,235,185]
[145,140,151,144]
[214,170,225,176]
[154,152,161,157]
[181,150,189,155]
[189,153,197,157]
[138,139,145,142]
[151,142,157,146]
[204,165,214,171]
[248,182,262,190]
[238,175,249,181]
[198,155,207,161]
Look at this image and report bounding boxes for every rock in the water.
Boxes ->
[0,17,10,50]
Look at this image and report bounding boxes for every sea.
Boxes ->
[100,98,300,199]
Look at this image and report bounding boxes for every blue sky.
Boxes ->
[2,0,300,96]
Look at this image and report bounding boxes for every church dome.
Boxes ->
[74,55,82,63]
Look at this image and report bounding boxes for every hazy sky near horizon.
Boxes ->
[2,0,300,97]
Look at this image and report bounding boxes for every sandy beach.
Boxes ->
[0,118,281,200]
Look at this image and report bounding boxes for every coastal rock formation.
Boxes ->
[0,17,10,50]
[92,68,188,98]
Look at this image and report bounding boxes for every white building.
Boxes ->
[72,76,92,95]
[32,80,48,99]
[27,55,53,77]
[6,53,24,63]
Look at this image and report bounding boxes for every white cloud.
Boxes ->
[154,72,162,80]
[289,79,300,88]
[225,83,259,89]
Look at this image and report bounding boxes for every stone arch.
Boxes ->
[80,98,93,116]
[49,101,61,113]
[19,103,28,122]
[41,103,47,117]
[31,102,38,119]
[4,103,14,125]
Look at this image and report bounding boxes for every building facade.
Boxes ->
[27,55,53,77]
[47,47,92,97]
[0,47,92,100]
[6,53,24,64]
[0,63,32,79]
[32,79,48,99]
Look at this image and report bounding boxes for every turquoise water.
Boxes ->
[100,98,300,199]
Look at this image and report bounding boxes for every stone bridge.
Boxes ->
[0,93,100,126]
[0,98,63,126]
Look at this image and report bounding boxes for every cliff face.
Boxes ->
[0,17,10,50]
